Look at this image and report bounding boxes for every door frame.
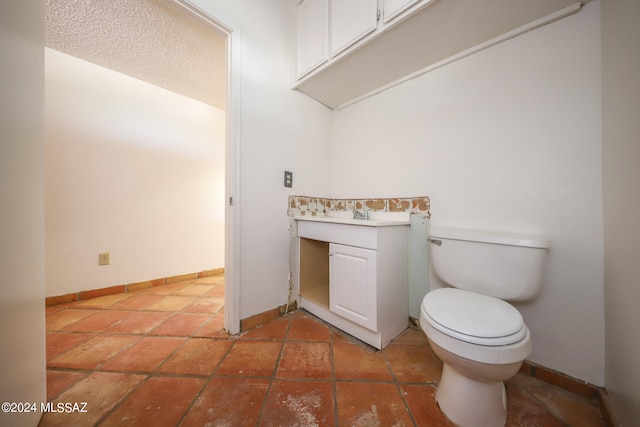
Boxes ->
[165,0,241,334]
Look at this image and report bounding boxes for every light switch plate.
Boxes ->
[284,171,293,188]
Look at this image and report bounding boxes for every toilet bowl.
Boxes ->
[421,288,531,427]
[420,228,549,427]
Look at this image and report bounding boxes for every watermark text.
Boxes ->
[2,401,88,413]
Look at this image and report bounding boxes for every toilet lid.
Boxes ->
[423,288,527,345]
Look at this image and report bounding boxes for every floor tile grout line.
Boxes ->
[147,336,193,376]
[264,376,339,384]
[90,334,145,373]
[329,328,337,384]
[93,373,153,427]
[254,315,293,426]
[176,375,211,427]
[206,335,238,377]
[270,316,293,379]
[381,345,400,384]
[333,378,407,385]
[330,327,339,427]
[44,370,91,403]
[395,382,419,427]
[189,311,224,337]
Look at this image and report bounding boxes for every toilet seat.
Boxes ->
[422,288,527,346]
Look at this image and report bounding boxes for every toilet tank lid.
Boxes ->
[430,228,550,249]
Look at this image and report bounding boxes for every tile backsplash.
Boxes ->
[288,196,430,218]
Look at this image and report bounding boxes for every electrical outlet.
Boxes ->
[284,171,293,188]
[99,253,110,266]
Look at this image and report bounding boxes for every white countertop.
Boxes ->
[294,211,410,227]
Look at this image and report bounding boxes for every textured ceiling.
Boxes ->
[45,0,227,109]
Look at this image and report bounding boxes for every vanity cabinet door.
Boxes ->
[329,243,377,331]
[329,0,378,57]
[296,0,330,78]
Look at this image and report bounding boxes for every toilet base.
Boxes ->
[437,364,507,427]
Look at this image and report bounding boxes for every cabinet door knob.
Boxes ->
[328,252,334,256]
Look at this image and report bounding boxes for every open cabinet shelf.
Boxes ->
[299,238,330,309]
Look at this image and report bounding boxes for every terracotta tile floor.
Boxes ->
[41,275,605,426]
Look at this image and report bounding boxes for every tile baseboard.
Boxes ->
[524,370,618,427]
[240,301,298,332]
[519,361,600,399]
[45,268,224,306]
[596,388,620,427]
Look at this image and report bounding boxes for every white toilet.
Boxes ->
[420,228,550,427]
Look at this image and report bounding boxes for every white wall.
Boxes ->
[602,0,640,423]
[331,3,604,385]
[190,0,333,319]
[45,49,226,296]
[0,2,47,426]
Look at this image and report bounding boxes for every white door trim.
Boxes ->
[163,0,241,334]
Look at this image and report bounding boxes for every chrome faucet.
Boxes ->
[352,208,369,220]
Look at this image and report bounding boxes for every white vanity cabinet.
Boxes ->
[295,216,409,349]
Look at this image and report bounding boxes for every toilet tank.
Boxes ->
[429,228,550,302]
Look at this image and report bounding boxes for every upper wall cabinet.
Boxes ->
[296,0,329,79]
[295,0,431,81]
[330,0,378,57]
[297,0,378,79]
[293,0,583,110]
[382,0,420,23]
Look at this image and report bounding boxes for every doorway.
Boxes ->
[43,0,239,333]
[168,0,241,334]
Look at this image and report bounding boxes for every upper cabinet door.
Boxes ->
[382,0,420,23]
[296,0,330,79]
[329,0,378,57]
